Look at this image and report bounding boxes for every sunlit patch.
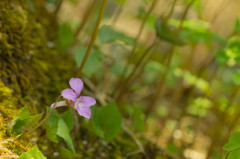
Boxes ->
[184,149,206,159]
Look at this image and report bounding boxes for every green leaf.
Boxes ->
[212,34,227,46]
[115,0,126,5]
[167,142,180,155]
[91,102,122,141]
[19,145,46,159]
[26,0,35,12]
[98,25,134,45]
[23,113,43,131]
[215,49,228,66]
[110,62,125,76]
[228,149,240,159]
[7,107,43,136]
[137,6,156,30]
[66,0,78,4]
[178,20,211,43]
[59,147,79,159]
[155,18,186,46]
[168,19,226,45]
[61,110,74,131]
[45,107,60,143]
[233,70,240,85]
[187,97,212,117]
[132,106,145,132]
[235,17,240,32]
[7,106,31,135]
[74,47,103,76]
[58,23,74,52]
[47,0,58,4]
[185,0,202,16]
[57,119,75,152]
[223,132,240,151]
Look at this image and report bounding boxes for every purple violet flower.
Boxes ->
[51,78,96,119]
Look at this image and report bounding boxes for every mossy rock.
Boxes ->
[0,0,74,157]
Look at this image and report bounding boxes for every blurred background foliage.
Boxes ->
[1,0,240,158]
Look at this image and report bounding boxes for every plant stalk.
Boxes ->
[116,41,157,102]
[113,0,158,96]
[73,0,98,42]
[145,0,195,118]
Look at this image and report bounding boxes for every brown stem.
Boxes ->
[73,0,97,41]
[116,41,157,102]
[206,85,240,158]
[75,0,108,77]
[113,0,158,97]
[55,0,63,17]
[179,0,196,30]
[223,86,240,113]
[145,46,175,117]
[166,0,178,19]
[127,0,158,62]
[111,5,123,26]
[226,109,240,139]
[225,152,231,159]
[145,0,195,118]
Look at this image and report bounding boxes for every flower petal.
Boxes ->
[76,96,96,107]
[76,105,91,119]
[69,78,83,96]
[61,88,78,102]
[51,101,67,108]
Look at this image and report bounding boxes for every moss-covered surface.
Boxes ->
[0,1,167,158]
[0,0,74,157]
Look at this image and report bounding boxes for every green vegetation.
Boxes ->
[1,0,240,158]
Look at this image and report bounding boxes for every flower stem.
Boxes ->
[22,95,62,138]
[75,0,108,77]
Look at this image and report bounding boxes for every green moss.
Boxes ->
[0,0,75,156]
[0,81,19,139]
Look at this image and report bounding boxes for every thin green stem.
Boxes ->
[179,0,196,30]
[54,0,63,18]
[127,41,160,92]
[75,0,108,77]
[111,4,123,26]
[145,0,195,118]
[226,108,240,138]
[23,95,62,138]
[127,0,157,62]
[206,85,239,158]
[116,41,157,102]
[168,45,196,117]
[73,0,98,44]
[224,86,240,113]
[113,0,158,96]
[166,0,178,19]
[145,46,175,117]
[225,152,231,159]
